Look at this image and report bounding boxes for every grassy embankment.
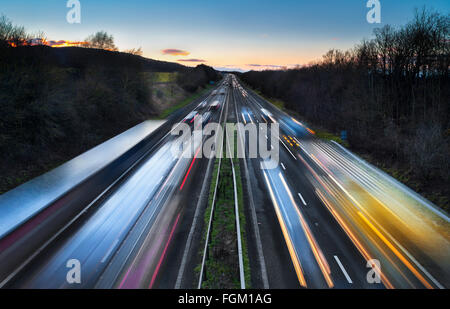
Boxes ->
[157,85,214,119]
[145,71,217,119]
[150,72,178,83]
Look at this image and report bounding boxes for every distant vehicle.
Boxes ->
[212,90,218,95]
[209,101,221,111]
[260,108,276,123]
[202,112,212,126]
[281,117,315,138]
[241,107,254,124]
[184,111,198,123]
[219,88,226,95]
[198,100,208,109]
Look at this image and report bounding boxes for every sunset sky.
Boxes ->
[2,0,449,71]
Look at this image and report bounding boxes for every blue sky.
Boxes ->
[2,0,449,71]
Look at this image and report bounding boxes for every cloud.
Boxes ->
[178,59,206,62]
[162,48,190,56]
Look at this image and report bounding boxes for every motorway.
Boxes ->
[0,74,448,289]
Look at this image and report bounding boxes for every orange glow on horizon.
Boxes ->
[49,40,89,48]
[7,39,88,48]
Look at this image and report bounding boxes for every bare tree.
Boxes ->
[124,47,143,56]
[0,15,29,47]
[84,31,118,51]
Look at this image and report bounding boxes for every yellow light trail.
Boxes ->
[296,151,395,288]
[315,189,394,289]
[357,211,433,289]
[326,170,435,288]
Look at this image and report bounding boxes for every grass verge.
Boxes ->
[148,72,178,83]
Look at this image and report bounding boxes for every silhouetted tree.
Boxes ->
[85,31,118,51]
[0,15,29,48]
[124,47,143,56]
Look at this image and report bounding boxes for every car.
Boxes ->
[241,107,254,124]
[281,117,315,138]
[260,108,276,123]
[198,100,208,109]
[209,101,221,111]
[183,111,198,123]
[202,112,212,126]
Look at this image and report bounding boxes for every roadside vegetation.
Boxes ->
[157,84,214,119]
[240,8,449,211]
[149,72,178,83]
[0,15,220,194]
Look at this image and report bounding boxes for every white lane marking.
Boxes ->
[297,192,307,206]
[281,163,286,170]
[334,255,353,284]
[101,238,120,263]
[279,138,297,160]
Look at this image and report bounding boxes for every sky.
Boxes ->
[2,0,449,71]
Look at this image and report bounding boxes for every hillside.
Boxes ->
[5,45,186,72]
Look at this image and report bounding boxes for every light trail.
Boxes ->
[149,213,181,289]
[179,147,202,191]
[278,172,334,288]
[357,211,433,289]
[262,171,307,287]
